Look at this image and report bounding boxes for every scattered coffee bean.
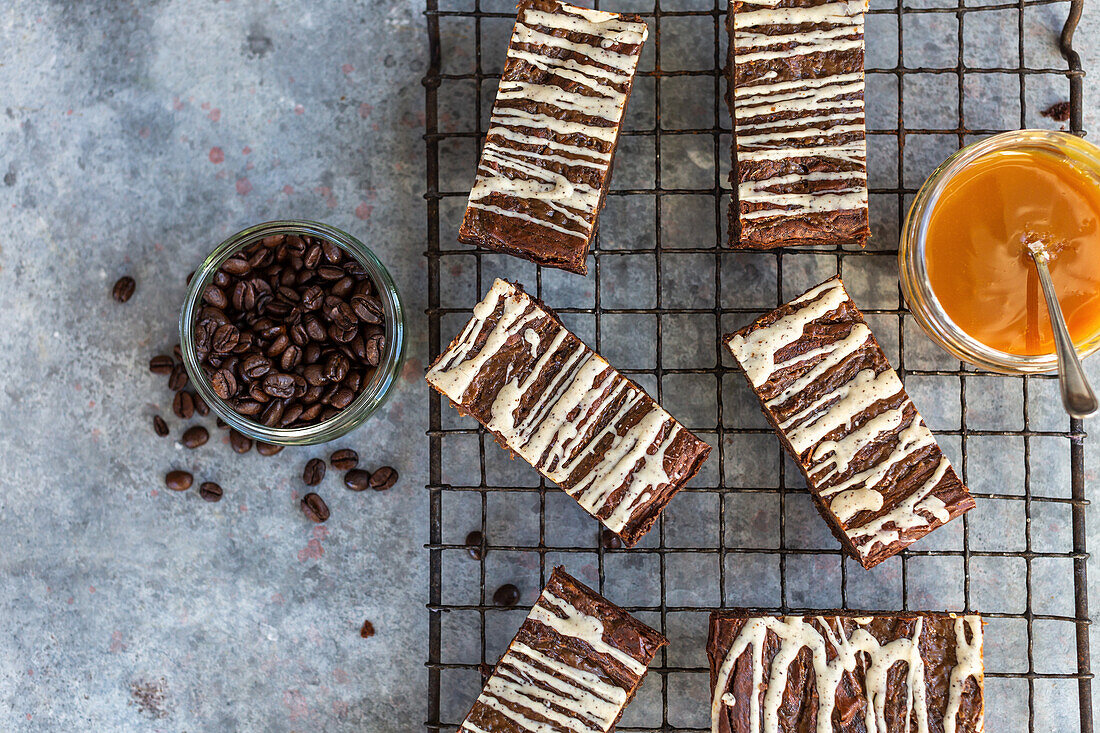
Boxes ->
[465,530,485,561]
[112,275,136,303]
[493,584,520,608]
[172,391,195,419]
[301,492,330,522]
[199,482,223,502]
[192,392,210,417]
[165,470,193,491]
[303,458,326,486]
[216,417,228,429]
[343,468,371,492]
[479,663,493,680]
[149,355,174,375]
[359,620,375,639]
[152,415,169,437]
[601,529,622,550]
[168,364,189,391]
[229,429,253,454]
[181,425,209,449]
[190,233,386,428]
[369,466,398,491]
[256,441,283,456]
[330,448,359,471]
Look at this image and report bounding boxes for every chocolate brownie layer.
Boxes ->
[428,279,711,547]
[725,278,974,568]
[459,0,648,274]
[726,0,870,249]
[708,611,984,733]
[459,568,667,733]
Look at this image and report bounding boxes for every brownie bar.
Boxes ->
[707,611,984,733]
[427,279,711,547]
[458,0,648,275]
[726,0,870,249]
[459,567,667,733]
[724,278,974,568]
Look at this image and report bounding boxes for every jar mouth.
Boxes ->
[899,129,1100,375]
[179,220,406,445]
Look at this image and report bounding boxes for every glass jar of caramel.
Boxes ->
[899,129,1100,374]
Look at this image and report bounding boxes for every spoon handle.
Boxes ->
[1031,256,1099,418]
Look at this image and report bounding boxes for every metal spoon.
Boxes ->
[1025,239,1098,418]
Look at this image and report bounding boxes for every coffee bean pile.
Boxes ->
[296,447,399,523]
[191,233,387,429]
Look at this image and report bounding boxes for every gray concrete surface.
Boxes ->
[0,1,1099,731]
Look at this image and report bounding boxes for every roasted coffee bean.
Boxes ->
[153,415,169,437]
[369,466,398,492]
[199,482,223,502]
[280,344,302,371]
[216,417,228,429]
[166,470,193,491]
[601,529,622,550]
[301,492,330,523]
[229,429,253,453]
[343,469,371,492]
[210,369,237,400]
[303,458,326,486]
[304,343,322,364]
[465,530,485,561]
[304,243,323,269]
[112,276,136,303]
[168,364,189,391]
[261,399,285,427]
[492,584,520,608]
[181,425,209,449]
[322,240,342,264]
[299,403,325,422]
[203,284,228,309]
[149,355,174,375]
[330,448,359,470]
[262,373,296,398]
[303,364,327,386]
[351,295,383,324]
[479,663,493,680]
[256,441,283,456]
[240,354,272,380]
[186,270,195,285]
[236,400,263,416]
[329,387,355,409]
[212,324,240,353]
[359,620,376,639]
[364,332,384,367]
[343,371,362,393]
[331,276,355,299]
[192,392,210,417]
[221,256,251,276]
[232,280,256,312]
[173,343,183,362]
[172,391,195,419]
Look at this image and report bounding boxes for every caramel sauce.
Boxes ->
[925,148,1100,356]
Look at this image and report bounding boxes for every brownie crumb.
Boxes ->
[1041,101,1071,122]
[360,620,375,639]
[129,677,170,720]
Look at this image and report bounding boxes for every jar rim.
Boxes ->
[899,129,1100,375]
[179,220,406,445]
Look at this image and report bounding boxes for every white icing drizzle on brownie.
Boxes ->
[710,615,984,733]
[725,279,965,561]
[427,279,703,539]
[466,1,647,243]
[459,574,656,733]
[731,0,868,236]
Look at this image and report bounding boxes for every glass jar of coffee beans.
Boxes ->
[179,220,405,445]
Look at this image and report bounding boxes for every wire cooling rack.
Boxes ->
[423,0,1090,730]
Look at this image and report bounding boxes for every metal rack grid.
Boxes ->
[423,0,1091,730]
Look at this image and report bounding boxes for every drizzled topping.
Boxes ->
[709,614,984,733]
[725,279,971,564]
[466,1,647,250]
[459,569,663,733]
[427,279,709,544]
[731,0,868,244]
